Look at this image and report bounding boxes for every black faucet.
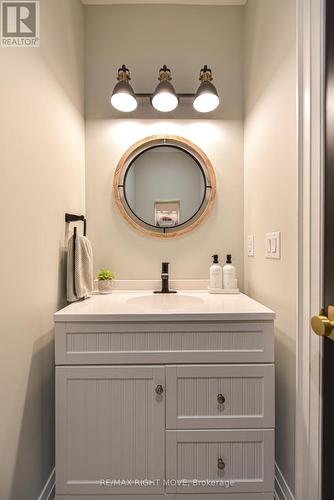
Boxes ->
[154,262,177,294]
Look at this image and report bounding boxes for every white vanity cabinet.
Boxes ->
[54,292,275,500]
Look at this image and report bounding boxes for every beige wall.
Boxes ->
[85,5,245,282]
[0,0,85,498]
[244,0,297,493]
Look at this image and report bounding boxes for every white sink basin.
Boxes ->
[126,293,205,311]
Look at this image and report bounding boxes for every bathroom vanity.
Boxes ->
[54,289,275,500]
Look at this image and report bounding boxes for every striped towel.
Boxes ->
[67,234,93,302]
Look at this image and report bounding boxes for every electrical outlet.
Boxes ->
[247,234,255,257]
[265,232,281,259]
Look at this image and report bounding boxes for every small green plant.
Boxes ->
[97,268,115,281]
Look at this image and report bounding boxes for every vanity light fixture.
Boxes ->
[110,65,138,112]
[110,64,220,113]
[151,65,179,112]
[193,65,220,113]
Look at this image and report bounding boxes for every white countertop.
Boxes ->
[54,290,275,322]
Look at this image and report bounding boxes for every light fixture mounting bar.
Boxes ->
[135,93,196,98]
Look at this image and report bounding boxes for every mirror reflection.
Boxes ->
[124,146,206,227]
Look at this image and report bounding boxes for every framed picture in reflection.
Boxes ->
[155,201,180,227]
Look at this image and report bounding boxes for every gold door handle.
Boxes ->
[311,306,334,340]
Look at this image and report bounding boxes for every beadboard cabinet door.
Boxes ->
[56,366,165,496]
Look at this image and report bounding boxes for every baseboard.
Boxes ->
[37,468,55,500]
[275,463,295,500]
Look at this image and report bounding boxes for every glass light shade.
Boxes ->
[111,81,137,112]
[193,81,220,113]
[151,81,179,112]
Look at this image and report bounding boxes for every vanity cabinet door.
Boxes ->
[56,366,165,496]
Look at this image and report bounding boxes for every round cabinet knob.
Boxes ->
[217,458,225,470]
[217,394,225,405]
[155,384,164,395]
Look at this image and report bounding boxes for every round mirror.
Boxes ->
[113,135,216,237]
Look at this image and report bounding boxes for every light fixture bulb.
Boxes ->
[151,66,179,112]
[110,65,138,112]
[193,88,220,113]
[193,66,220,113]
[111,87,137,112]
[152,85,179,112]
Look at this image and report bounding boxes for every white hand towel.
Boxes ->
[67,234,94,302]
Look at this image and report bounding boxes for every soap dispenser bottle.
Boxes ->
[210,254,223,290]
[223,254,237,289]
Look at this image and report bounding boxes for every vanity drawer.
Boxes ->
[55,320,274,365]
[166,364,274,429]
[166,429,274,495]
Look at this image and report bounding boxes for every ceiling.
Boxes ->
[81,1,247,5]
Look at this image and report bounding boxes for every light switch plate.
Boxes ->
[247,234,255,256]
[265,232,281,259]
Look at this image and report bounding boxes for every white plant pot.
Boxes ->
[97,279,113,294]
